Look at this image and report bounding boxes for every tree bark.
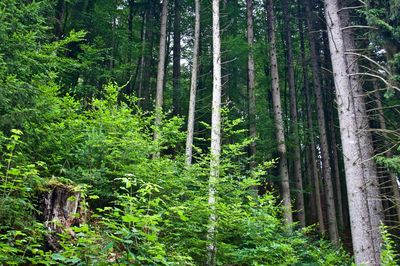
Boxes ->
[153,0,169,150]
[172,0,181,115]
[185,0,201,166]
[247,0,257,163]
[266,0,292,226]
[282,0,305,228]
[207,0,222,264]
[305,0,338,244]
[323,0,381,263]
[340,8,383,260]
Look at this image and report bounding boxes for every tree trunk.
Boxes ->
[305,0,338,244]
[282,0,305,227]
[306,1,339,244]
[185,0,200,166]
[326,95,345,229]
[207,0,222,264]
[172,0,181,115]
[266,0,292,226]
[247,0,257,163]
[153,0,169,151]
[340,8,383,260]
[41,184,85,250]
[323,0,380,263]
[298,6,325,233]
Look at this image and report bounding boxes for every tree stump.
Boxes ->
[40,183,85,250]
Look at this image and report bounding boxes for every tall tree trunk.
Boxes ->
[266,0,292,226]
[247,0,257,163]
[282,0,305,227]
[172,0,181,115]
[305,0,338,244]
[127,0,135,94]
[153,0,169,151]
[326,94,345,229]
[207,0,222,264]
[185,0,201,166]
[340,8,383,260]
[298,5,325,233]
[141,1,155,110]
[323,0,380,263]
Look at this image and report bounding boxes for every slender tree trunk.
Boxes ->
[247,0,257,163]
[298,9,325,233]
[172,0,181,115]
[127,0,135,94]
[326,98,345,229]
[305,0,338,244]
[266,0,292,226]
[323,0,380,263]
[142,1,155,109]
[282,0,305,227]
[185,0,200,166]
[207,0,222,264]
[153,0,169,150]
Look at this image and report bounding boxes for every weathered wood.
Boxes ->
[40,183,84,249]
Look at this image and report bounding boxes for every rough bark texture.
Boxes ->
[185,0,200,166]
[153,0,169,148]
[340,8,383,261]
[172,0,181,115]
[282,0,305,227]
[266,0,292,226]
[247,0,257,162]
[41,184,84,250]
[305,0,338,244]
[323,0,380,263]
[207,0,222,264]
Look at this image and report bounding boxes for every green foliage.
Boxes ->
[0,82,351,265]
[380,225,399,265]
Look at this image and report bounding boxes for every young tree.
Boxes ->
[282,0,305,227]
[207,0,222,264]
[266,0,292,226]
[247,0,257,162]
[153,0,169,148]
[172,0,181,115]
[323,0,381,263]
[185,0,201,166]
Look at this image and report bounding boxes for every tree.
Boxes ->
[207,0,222,264]
[172,0,181,115]
[266,0,292,226]
[154,0,169,149]
[185,0,201,166]
[247,0,257,163]
[323,0,381,263]
[282,0,305,227]
[298,5,325,232]
[305,0,338,244]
